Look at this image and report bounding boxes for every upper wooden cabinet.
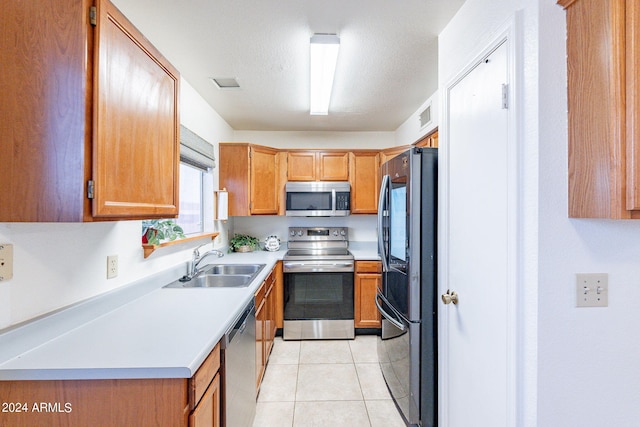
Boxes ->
[287,151,349,181]
[349,151,380,214]
[415,130,439,149]
[559,0,640,218]
[380,145,411,165]
[0,0,180,222]
[219,143,280,216]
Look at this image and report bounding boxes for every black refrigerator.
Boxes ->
[376,147,437,427]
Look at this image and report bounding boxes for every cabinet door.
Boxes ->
[93,0,180,218]
[318,152,349,181]
[355,262,382,328]
[189,373,221,427]
[380,145,410,164]
[349,152,380,214]
[561,0,628,218]
[265,280,276,358]
[627,1,640,210]
[415,130,439,148]
[430,131,439,148]
[287,152,317,181]
[250,146,279,214]
[1,0,90,222]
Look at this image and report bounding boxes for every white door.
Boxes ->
[442,40,514,427]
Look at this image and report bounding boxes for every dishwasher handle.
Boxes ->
[225,300,255,347]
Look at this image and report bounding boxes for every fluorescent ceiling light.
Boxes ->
[309,34,340,115]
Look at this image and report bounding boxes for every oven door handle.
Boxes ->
[375,292,406,331]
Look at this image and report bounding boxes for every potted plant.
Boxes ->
[229,233,260,252]
[142,219,186,245]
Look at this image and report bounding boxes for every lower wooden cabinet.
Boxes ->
[189,373,220,427]
[355,261,382,329]
[189,342,222,427]
[255,263,278,390]
[0,342,222,427]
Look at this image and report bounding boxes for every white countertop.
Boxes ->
[0,249,285,380]
[348,241,380,260]
[0,243,379,381]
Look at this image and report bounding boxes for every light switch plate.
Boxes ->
[0,244,13,281]
[576,273,608,307]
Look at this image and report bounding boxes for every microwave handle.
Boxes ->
[331,189,336,216]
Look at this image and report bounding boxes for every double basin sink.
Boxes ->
[164,264,266,288]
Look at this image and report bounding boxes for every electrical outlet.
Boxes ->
[576,273,608,307]
[107,255,118,279]
[0,244,14,282]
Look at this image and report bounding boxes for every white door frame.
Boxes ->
[438,14,523,427]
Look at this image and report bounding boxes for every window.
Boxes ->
[142,125,215,243]
[177,162,204,234]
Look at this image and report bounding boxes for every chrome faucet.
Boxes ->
[187,244,224,279]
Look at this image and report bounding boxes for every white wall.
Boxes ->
[537,2,640,426]
[0,78,234,329]
[441,0,640,425]
[394,92,439,146]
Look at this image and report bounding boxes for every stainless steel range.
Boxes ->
[282,227,355,340]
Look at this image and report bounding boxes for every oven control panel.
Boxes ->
[288,227,348,241]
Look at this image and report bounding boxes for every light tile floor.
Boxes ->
[252,336,406,427]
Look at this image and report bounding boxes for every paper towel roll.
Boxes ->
[216,190,228,220]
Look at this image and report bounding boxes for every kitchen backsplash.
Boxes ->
[232,215,377,244]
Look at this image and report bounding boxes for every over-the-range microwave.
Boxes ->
[285,182,350,216]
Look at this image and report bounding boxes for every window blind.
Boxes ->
[179,125,215,171]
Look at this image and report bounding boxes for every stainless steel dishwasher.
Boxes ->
[222,299,257,427]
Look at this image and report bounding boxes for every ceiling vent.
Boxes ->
[210,77,241,90]
[419,104,432,129]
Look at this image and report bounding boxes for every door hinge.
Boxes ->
[89,6,97,26]
[501,84,509,109]
[87,180,95,199]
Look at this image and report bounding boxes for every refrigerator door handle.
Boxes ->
[375,292,406,331]
[377,174,390,272]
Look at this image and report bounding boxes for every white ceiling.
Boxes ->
[111,0,465,132]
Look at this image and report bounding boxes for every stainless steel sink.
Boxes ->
[163,263,266,289]
[202,264,264,276]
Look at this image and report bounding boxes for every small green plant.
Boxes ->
[142,219,186,245]
[229,233,260,252]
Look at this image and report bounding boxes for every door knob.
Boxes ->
[441,290,459,305]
